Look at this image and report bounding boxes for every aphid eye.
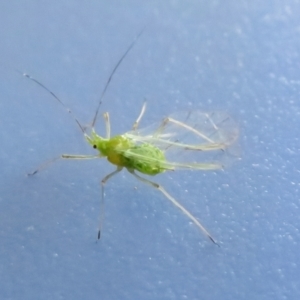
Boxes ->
[93,145,97,149]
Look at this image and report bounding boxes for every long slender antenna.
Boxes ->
[16,70,85,134]
[16,27,145,134]
[91,28,146,128]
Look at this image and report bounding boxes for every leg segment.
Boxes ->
[28,154,99,176]
[132,101,147,131]
[128,170,219,245]
[102,112,111,138]
[97,166,123,239]
[61,154,99,159]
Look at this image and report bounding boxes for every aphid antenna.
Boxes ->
[91,27,146,128]
[16,70,86,134]
[16,27,146,135]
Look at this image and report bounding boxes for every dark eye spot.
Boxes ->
[93,145,97,149]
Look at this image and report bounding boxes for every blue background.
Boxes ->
[0,1,299,299]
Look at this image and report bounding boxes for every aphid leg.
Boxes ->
[61,154,99,159]
[168,117,215,144]
[152,112,219,145]
[103,112,111,138]
[28,154,99,176]
[152,116,173,138]
[28,156,61,176]
[132,101,147,131]
[98,166,123,239]
[128,170,219,246]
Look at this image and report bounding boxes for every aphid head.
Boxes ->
[85,131,107,155]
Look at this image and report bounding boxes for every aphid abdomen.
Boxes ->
[124,143,166,175]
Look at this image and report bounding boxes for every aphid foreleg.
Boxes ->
[102,112,111,138]
[128,169,219,246]
[98,166,123,239]
[27,156,62,176]
[132,101,147,131]
[61,154,99,159]
[28,154,99,176]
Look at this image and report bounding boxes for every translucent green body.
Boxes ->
[21,30,238,244]
[86,131,166,176]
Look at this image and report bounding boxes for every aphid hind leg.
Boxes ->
[153,113,217,144]
[168,115,215,144]
[98,166,123,239]
[28,154,99,176]
[132,101,147,131]
[152,116,174,138]
[128,169,219,246]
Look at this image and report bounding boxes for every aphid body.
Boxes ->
[88,132,166,176]
[22,29,239,245]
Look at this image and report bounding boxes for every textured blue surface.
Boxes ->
[1,1,299,299]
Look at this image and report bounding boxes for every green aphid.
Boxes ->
[24,31,239,245]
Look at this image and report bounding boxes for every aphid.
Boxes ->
[22,31,238,245]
